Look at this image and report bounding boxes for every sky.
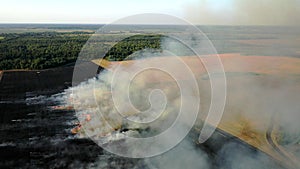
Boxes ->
[0,0,299,25]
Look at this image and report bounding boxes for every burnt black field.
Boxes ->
[0,63,141,168]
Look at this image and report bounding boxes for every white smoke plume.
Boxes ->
[54,55,300,168]
[184,0,300,26]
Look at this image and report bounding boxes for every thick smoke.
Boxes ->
[59,47,200,152]
[217,142,284,169]
[143,139,211,169]
[184,0,300,25]
[50,53,300,169]
[56,55,300,168]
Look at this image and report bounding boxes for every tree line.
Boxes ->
[0,32,90,70]
[0,32,165,70]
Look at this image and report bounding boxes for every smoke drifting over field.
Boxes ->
[52,53,300,168]
[62,50,204,156]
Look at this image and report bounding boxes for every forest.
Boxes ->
[0,32,91,70]
[103,34,163,61]
[0,32,164,70]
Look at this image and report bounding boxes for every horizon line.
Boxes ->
[0,23,297,27]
